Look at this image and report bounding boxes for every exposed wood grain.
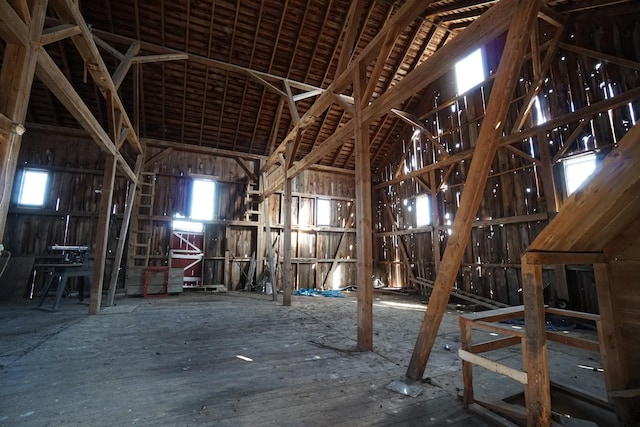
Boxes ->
[521,260,551,426]
[407,0,544,381]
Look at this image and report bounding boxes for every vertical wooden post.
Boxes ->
[256,163,266,289]
[430,170,441,273]
[0,0,47,240]
[537,131,560,215]
[521,259,551,426]
[459,316,474,406]
[355,62,373,351]
[594,263,631,422]
[282,141,293,306]
[262,171,277,302]
[89,155,117,314]
[106,155,143,306]
[407,0,544,380]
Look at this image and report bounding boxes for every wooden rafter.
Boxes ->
[40,24,80,45]
[264,0,518,199]
[35,49,136,181]
[49,0,142,156]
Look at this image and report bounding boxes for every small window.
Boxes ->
[316,199,331,226]
[455,48,486,95]
[190,179,215,221]
[416,195,431,226]
[172,215,204,233]
[173,179,215,232]
[18,168,49,206]
[563,153,596,196]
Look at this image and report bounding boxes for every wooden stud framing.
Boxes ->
[521,259,551,427]
[407,0,545,381]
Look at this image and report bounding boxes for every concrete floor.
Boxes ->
[0,290,609,426]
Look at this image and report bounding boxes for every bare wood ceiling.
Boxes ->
[10,0,637,171]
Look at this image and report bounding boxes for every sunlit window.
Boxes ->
[190,179,215,220]
[173,179,215,231]
[563,153,596,195]
[317,199,331,226]
[172,215,204,233]
[455,48,486,95]
[416,195,431,226]
[18,169,48,206]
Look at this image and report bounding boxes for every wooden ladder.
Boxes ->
[128,172,156,267]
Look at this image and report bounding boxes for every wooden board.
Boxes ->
[125,266,183,296]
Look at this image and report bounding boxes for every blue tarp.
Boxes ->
[292,288,345,298]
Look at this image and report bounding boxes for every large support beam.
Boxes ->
[407,0,545,380]
[263,0,518,199]
[48,0,142,156]
[354,63,373,351]
[0,0,29,45]
[34,50,136,181]
[521,259,552,426]
[89,155,117,314]
[0,0,47,241]
[594,263,633,424]
[106,155,143,307]
[281,142,293,306]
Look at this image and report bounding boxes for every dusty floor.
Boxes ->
[0,290,608,426]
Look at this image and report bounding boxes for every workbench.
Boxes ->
[36,262,92,311]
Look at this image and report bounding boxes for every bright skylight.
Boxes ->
[564,153,596,195]
[18,169,48,206]
[455,48,486,95]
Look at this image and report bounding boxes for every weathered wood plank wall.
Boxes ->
[374,15,640,311]
[4,131,355,296]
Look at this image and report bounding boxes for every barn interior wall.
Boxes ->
[2,132,356,297]
[373,14,640,310]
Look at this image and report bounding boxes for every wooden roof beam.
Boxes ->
[266,0,518,198]
[92,35,125,60]
[336,0,366,76]
[35,49,136,182]
[263,0,435,173]
[0,0,29,45]
[111,41,140,91]
[40,24,81,45]
[48,0,142,155]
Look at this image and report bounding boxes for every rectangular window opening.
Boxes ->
[455,48,486,95]
[173,179,215,232]
[316,199,331,226]
[563,153,597,196]
[18,168,49,207]
[416,195,431,226]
